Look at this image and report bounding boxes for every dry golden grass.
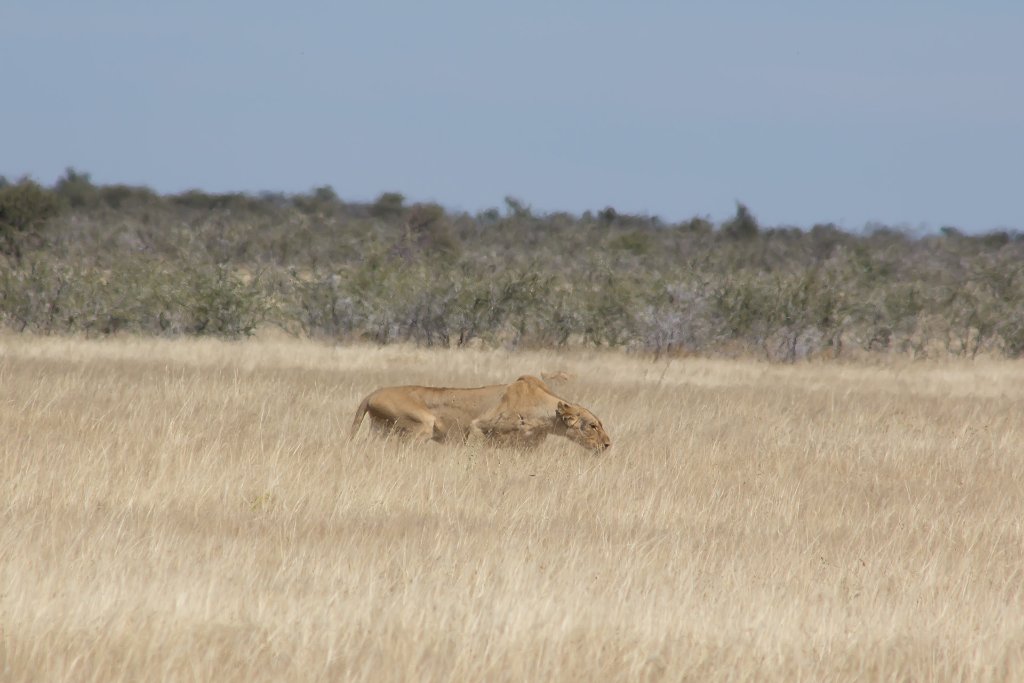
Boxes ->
[2,334,1023,682]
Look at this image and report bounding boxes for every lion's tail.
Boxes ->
[351,395,371,438]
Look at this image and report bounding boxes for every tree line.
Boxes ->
[2,169,1022,360]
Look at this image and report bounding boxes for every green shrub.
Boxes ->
[98,184,159,210]
[608,230,652,255]
[181,266,271,337]
[294,186,343,216]
[0,257,73,332]
[370,192,405,219]
[0,179,61,261]
[720,202,759,240]
[404,203,461,258]
[54,167,98,209]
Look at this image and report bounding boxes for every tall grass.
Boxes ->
[2,335,1023,681]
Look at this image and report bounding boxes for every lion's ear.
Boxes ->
[556,401,579,426]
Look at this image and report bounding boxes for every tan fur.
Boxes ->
[352,375,611,451]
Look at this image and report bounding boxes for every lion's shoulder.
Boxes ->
[502,375,561,410]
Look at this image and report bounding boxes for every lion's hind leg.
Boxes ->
[365,392,438,443]
[399,412,439,442]
[367,414,400,438]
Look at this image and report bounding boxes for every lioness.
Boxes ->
[351,375,611,451]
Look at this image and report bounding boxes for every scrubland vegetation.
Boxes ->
[2,335,1023,681]
[2,169,1023,360]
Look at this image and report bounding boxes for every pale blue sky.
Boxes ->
[2,1,1022,231]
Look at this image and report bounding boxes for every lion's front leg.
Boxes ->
[471,411,549,448]
[470,410,520,442]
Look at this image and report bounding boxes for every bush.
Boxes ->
[402,203,460,258]
[54,167,98,209]
[721,202,759,240]
[0,179,61,261]
[370,192,405,220]
[181,265,271,337]
[0,257,73,333]
[294,186,343,216]
[98,184,159,210]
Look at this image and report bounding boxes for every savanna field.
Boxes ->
[2,334,1023,682]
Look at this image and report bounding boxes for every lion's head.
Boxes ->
[556,401,611,451]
